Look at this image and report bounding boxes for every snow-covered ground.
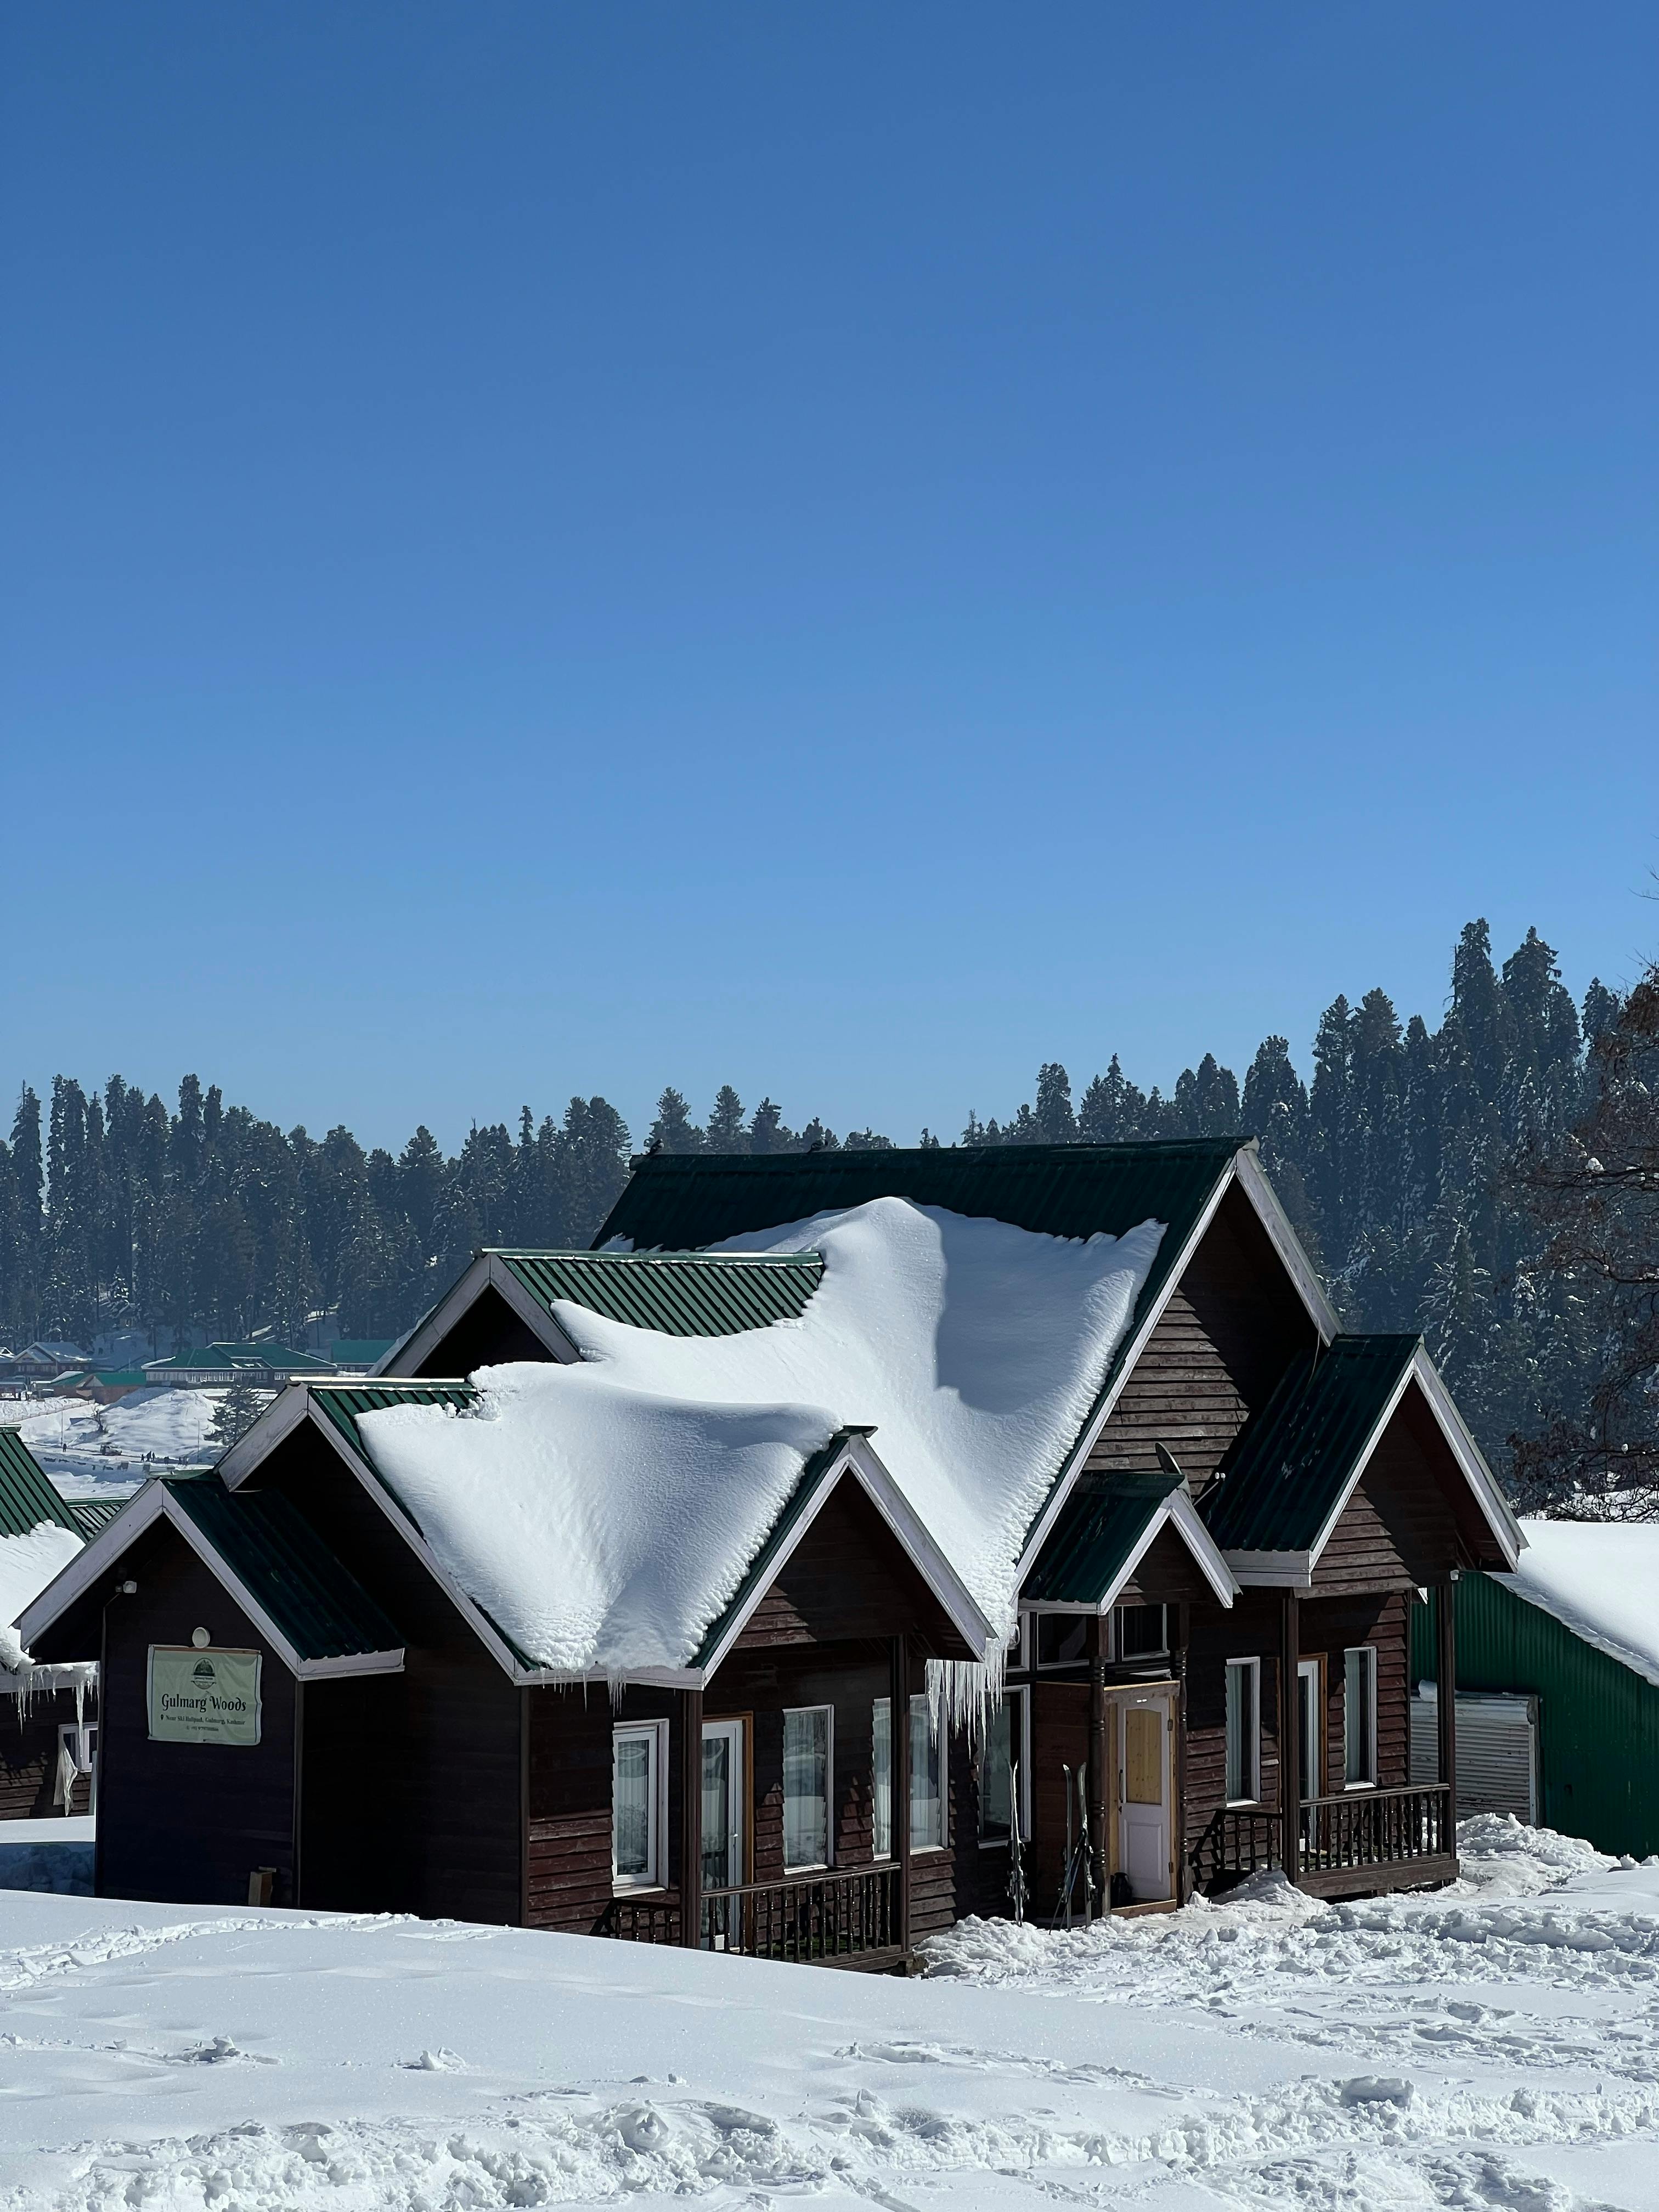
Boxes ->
[3,1389,224,1498]
[2,1819,1658,2210]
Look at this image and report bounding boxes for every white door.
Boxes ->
[1117,1694,1172,1903]
[701,1719,744,1946]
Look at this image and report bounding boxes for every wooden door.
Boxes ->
[1116,1693,1172,1903]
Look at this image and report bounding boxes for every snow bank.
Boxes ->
[0,1523,86,1672]
[1507,1517,1659,1689]
[357,1199,1163,1677]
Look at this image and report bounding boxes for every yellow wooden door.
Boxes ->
[1125,1706,1162,1804]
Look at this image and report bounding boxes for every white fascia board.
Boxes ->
[1302,1358,1420,1572]
[1224,1549,1313,1589]
[18,1480,170,1647]
[378,1254,577,1380]
[225,1391,539,1687]
[16,1480,404,1680]
[1232,1143,1341,1342]
[1410,1348,1525,1566]
[218,1380,313,1487]
[1012,1159,1240,1590]
[844,1434,996,1660]
[1020,1492,1238,1617]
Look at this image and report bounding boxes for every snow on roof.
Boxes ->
[357,1197,1164,1676]
[0,1523,87,1674]
[1508,1518,1659,1690]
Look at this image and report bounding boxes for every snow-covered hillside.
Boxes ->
[3,1389,223,1498]
[3,1820,1659,2209]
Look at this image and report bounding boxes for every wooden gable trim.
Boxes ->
[377,1254,577,1380]
[16,1480,405,1682]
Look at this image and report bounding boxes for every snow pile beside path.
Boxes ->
[1452,1812,1618,1898]
[0,1523,85,1670]
[1509,1516,1659,1688]
[359,1198,1163,1674]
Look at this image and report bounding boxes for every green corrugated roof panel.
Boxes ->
[598,1141,1238,1256]
[309,1379,478,1468]
[70,1497,127,1539]
[1023,1469,1184,1606]
[496,1248,824,1336]
[163,1475,403,1661]
[0,1429,83,1540]
[1201,1334,1419,1554]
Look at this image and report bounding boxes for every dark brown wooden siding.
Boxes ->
[97,1520,298,1908]
[731,1482,975,1660]
[526,1684,616,1933]
[0,1690,93,1818]
[1086,1183,1317,1496]
[413,1285,552,1378]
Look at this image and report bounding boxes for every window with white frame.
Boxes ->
[1034,1614,1090,1668]
[1115,1604,1168,1660]
[872,1694,945,1855]
[1224,1658,1261,1805]
[978,1688,1026,1846]
[612,1722,665,1888]
[783,1705,833,1870]
[1344,1645,1378,1787]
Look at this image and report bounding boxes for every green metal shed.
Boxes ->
[1414,1571,1659,1860]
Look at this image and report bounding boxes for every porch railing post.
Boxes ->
[1437,1578,1458,1850]
[1279,1590,1301,1885]
[1087,1615,1108,1916]
[890,1635,911,1955]
[680,1684,703,1948]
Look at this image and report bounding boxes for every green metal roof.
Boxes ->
[0,1429,83,1540]
[146,1342,335,1373]
[494,1247,825,1336]
[1022,1469,1184,1606]
[1201,1334,1419,1554]
[70,1497,128,1539]
[309,1380,478,1470]
[162,1475,403,1662]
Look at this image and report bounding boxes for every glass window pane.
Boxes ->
[872,1699,891,1858]
[783,1708,829,1869]
[702,1734,732,1891]
[1036,1615,1089,1667]
[614,1735,653,1881]
[1226,1662,1256,1803]
[1345,1649,1373,1784]
[910,1693,941,1848]
[980,1696,1014,1841]
[1118,1605,1167,1658]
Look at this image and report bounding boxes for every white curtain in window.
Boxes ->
[783,1708,830,1869]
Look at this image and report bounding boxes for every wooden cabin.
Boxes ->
[0,1427,97,1817]
[20,1140,1522,1961]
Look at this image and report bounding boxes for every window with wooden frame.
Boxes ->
[1344,1645,1378,1788]
[1032,1613,1090,1668]
[1224,1657,1261,1805]
[783,1705,833,1871]
[612,1720,667,1889]
[977,1688,1029,1846]
[1114,1604,1169,1661]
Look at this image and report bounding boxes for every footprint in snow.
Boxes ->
[403,2048,467,2071]
[171,2036,275,2067]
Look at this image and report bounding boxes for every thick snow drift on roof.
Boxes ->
[0,1523,85,1673]
[1508,1518,1659,1689]
[358,1197,1163,1673]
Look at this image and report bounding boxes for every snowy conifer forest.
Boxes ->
[3,918,1654,1513]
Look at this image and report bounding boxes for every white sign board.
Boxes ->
[147,1646,262,1745]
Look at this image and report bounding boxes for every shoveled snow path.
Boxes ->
[2,1821,1658,2209]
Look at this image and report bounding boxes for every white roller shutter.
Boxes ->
[1409,1686,1539,1824]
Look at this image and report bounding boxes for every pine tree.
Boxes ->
[705,1087,747,1153]
[1034,1064,1076,1143]
[647,1088,704,1154]
[207,1381,271,1460]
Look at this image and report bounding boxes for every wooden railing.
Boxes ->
[1300,1784,1451,1874]
[601,1867,901,1962]
[1190,1784,1453,1892]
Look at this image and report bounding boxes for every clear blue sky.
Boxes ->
[5,4,1655,1153]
